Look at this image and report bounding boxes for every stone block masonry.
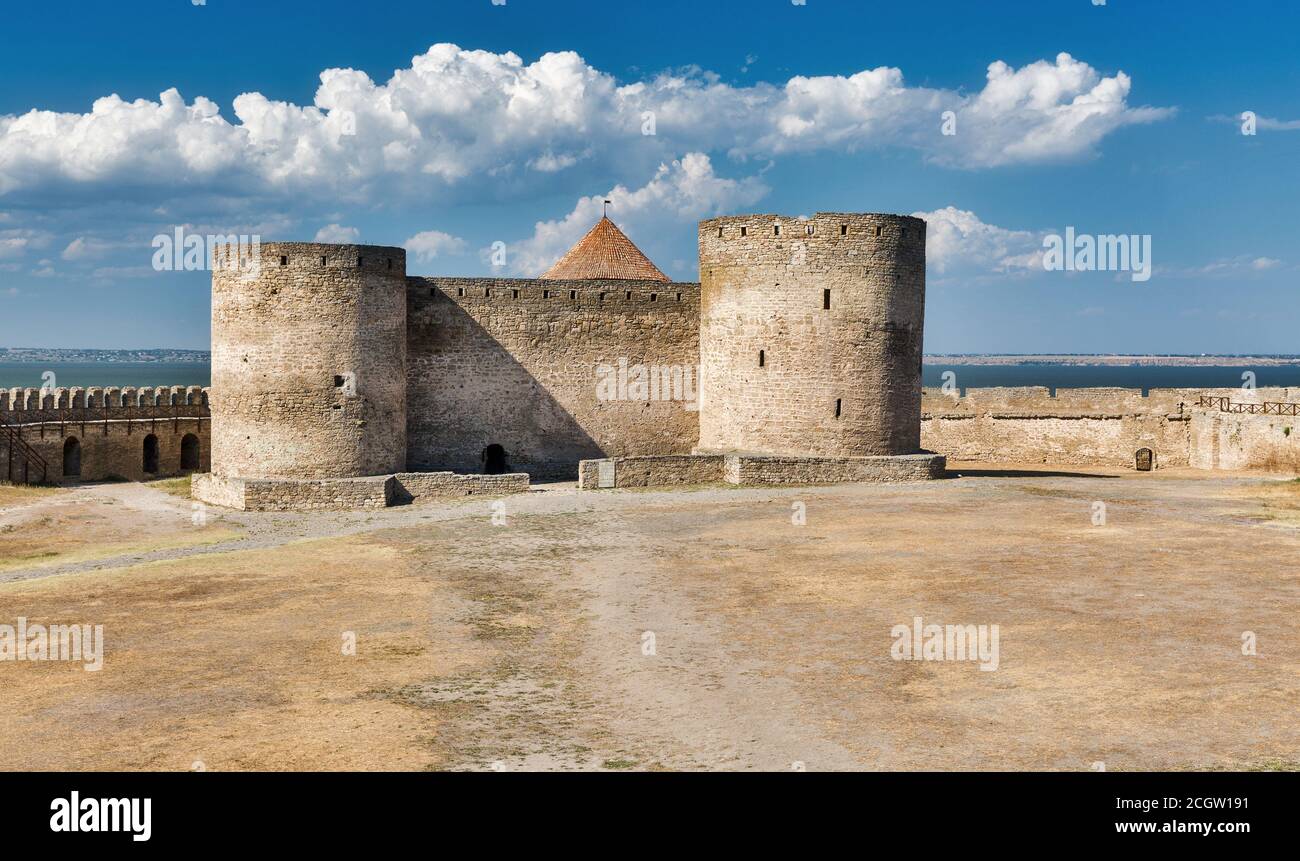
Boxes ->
[407,276,700,478]
[210,242,408,481]
[920,386,1300,473]
[698,213,927,458]
[192,470,529,512]
[578,453,945,489]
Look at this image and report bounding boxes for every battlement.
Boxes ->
[699,212,926,268]
[921,386,1300,417]
[213,241,407,274]
[1,385,210,420]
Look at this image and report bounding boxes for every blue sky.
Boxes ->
[0,0,1297,353]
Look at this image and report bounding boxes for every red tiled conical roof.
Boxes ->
[539,217,670,282]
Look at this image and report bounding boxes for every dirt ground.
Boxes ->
[0,464,1296,771]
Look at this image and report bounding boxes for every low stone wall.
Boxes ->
[193,474,393,512]
[578,453,944,489]
[730,453,945,485]
[392,471,530,503]
[194,470,530,511]
[1190,412,1300,474]
[577,455,726,489]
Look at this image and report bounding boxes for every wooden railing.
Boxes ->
[0,413,49,484]
[1198,395,1300,416]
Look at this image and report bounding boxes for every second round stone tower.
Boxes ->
[697,213,926,458]
[210,242,407,479]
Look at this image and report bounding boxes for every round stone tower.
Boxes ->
[210,242,407,479]
[697,212,926,457]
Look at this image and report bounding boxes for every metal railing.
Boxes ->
[1198,395,1300,416]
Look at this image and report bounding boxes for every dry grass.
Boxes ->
[0,535,487,771]
[147,476,193,498]
[0,482,62,508]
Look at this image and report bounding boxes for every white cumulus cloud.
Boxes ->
[313,223,360,243]
[404,229,468,263]
[913,206,1048,277]
[0,46,1170,208]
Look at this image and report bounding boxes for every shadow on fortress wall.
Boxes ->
[406,294,604,480]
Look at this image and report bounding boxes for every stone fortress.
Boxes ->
[2,210,1297,506]
[190,211,943,510]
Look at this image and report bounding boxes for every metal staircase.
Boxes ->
[0,413,49,484]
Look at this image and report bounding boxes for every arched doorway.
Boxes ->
[62,437,81,477]
[143,434,160,474]
[180,433,200,471]
[482,444,508,475]
[1135,447,1154,472]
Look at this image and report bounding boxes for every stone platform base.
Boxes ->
[192,470,529,512]
[577,453,945,490]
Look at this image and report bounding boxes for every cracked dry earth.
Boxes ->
[0,465,1297,771]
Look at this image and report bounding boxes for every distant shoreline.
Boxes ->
[0,348,209,364]
[4,349,1298,367]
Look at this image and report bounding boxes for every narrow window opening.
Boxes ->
[569,290,577,300]
[840,225,848,236]
[279,255,287,267]
[806,224,815,236]
[675,292,682,301]
[543,289,551,299]
[740,226,748,237]
[758,350,765,368]
[320,256,327,266]
[457,287,464,297]
[599,292,606,301]
[717,227,723,238]
[874,226,882,237]
[625,291,632,300]
[774,225,781,236]
[650,293,657,302]
[823,289,831,310]
[485,287,491,297]
[512,289,519,299]
[835,399,842,419]
[386,258,393,270]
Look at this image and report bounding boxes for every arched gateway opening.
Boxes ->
[1135,447,1154,472]
[143,434,160,474]
[482,444,508,475]
[63,437,81,477]
[181,433,200,471]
